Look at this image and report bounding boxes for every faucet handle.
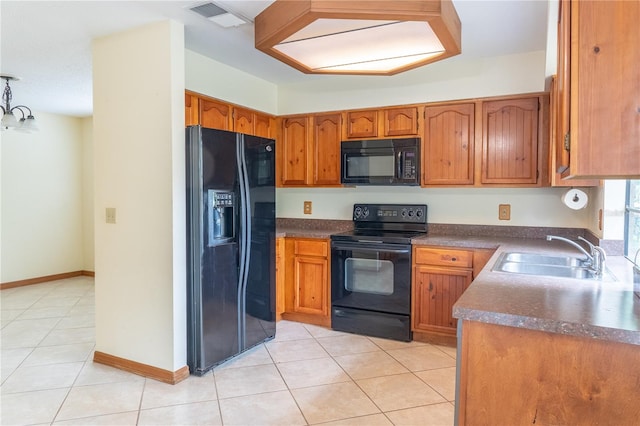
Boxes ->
[577,236,596,254]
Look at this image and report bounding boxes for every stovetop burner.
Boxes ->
[331,204,428,245]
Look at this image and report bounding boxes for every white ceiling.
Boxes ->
[0,0,549,117]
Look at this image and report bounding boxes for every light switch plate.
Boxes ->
[106,207,116,224]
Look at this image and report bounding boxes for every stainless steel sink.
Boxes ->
[493,252,616,281]
[502,252,589,267]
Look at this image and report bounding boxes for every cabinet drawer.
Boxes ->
[294,239,328,257]
[415,247,473,268]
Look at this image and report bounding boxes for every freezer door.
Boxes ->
[240,135,276,349]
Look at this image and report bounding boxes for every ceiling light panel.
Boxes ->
[275,20,445,72]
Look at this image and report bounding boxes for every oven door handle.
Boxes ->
[331,241,411,253]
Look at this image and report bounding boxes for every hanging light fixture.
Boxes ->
[1,75,38,132]
[255,0,461,76]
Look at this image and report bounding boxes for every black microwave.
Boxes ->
[341,138,420,185]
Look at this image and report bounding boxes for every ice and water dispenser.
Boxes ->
[207,189,235,246]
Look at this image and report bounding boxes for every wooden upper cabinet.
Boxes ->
[279,116,310,186]
[185,93,199,126]
[384,107,419,137]
[199,98,232,131]
[312,113,342,186]
[556,0,571,175]
[481,97,539,184]
[233,107,254,135]
[566,0,640,178]
[344,107,420,139]
[344,110,377,139]
[423,103,475,185]
[254,112,273,138]
[234,107,274,138]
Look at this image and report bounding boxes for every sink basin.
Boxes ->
[493,252,616,281]
[502,252,588,267]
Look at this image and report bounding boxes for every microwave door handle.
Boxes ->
[397,151,402,178]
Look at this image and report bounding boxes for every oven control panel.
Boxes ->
[353,204,427,223]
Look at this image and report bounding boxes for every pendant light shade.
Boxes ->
[1,75,38,132]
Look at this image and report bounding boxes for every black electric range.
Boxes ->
[330,204,428,341]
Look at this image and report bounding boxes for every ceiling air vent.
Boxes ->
[189,2,249,28]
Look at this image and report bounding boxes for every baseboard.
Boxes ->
[0,270,95,290]
[93,351,190,385]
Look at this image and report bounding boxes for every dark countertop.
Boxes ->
[276,220,640,346]
[447,238,640,346]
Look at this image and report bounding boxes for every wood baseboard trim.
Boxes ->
[281,312,331,328]
[412,330,457,347]
[93,351,190,384]
[1,270,95,290]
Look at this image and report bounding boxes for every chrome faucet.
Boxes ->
[546,235,606,276]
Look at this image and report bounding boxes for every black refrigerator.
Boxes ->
[186,125,276,376]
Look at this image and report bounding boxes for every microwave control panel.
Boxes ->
[402,151,417,179]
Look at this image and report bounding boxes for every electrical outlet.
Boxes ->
[106,207,117,224]
[498,204,511,221]
[303,201,312,215]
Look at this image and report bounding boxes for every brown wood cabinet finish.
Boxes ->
[383,107,419,137]
[279,116,310,186]
[282,238,331,327]
[423,103,475,185]
[457,320,640,425]
[481,97,540,184]
[566,0,640,178]
[233,107,273,138]
[199,98,232,131]
[312,113,342,186]
[344,110,377,139]
[185,93,199,127]
[413,265,472,334]
[275,237,285,321]
[412,246,474,337]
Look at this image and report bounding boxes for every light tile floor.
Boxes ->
[1,277,457,425]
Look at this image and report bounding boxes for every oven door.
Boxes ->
[331,240,411,315]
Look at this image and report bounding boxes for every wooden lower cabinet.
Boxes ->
[412,246,495,343]
[457,320,640,425]
[282,238,331,327]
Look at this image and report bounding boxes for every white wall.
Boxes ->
[185,49,278,114]
[1,113,85,283]
[93,20,186,372]
[278,50,546,114]
[80,117,94,271]
[277,187,591,228]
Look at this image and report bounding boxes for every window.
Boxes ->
[624,180,640,259]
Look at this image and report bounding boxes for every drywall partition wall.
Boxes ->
[93,20,186,373]
[277,50,546,114]
[80,117,94,272]
[276,187,591,229]
[1,112,84,283]
[185,49,278,115]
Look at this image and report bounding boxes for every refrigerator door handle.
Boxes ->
[238,134,252,350]
[235,135,247,350]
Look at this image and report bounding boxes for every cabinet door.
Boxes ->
[200,99,232,130]
[280,117,310,186]
[423,103,475,185]
[412,265,473,334]
[313,113,342,186]
[384,107,419,137]
[556,0,571,175]
[275,237,285,320]
[570,0,640,177]
[254,112,273,139]
[293,255,328,316]
[345,110,378,139]
[185,93,199,126]
[482,97,539,184]
[233,107,254,135]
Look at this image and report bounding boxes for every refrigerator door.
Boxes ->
[239,134,276,350]
[186,126,242,375]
